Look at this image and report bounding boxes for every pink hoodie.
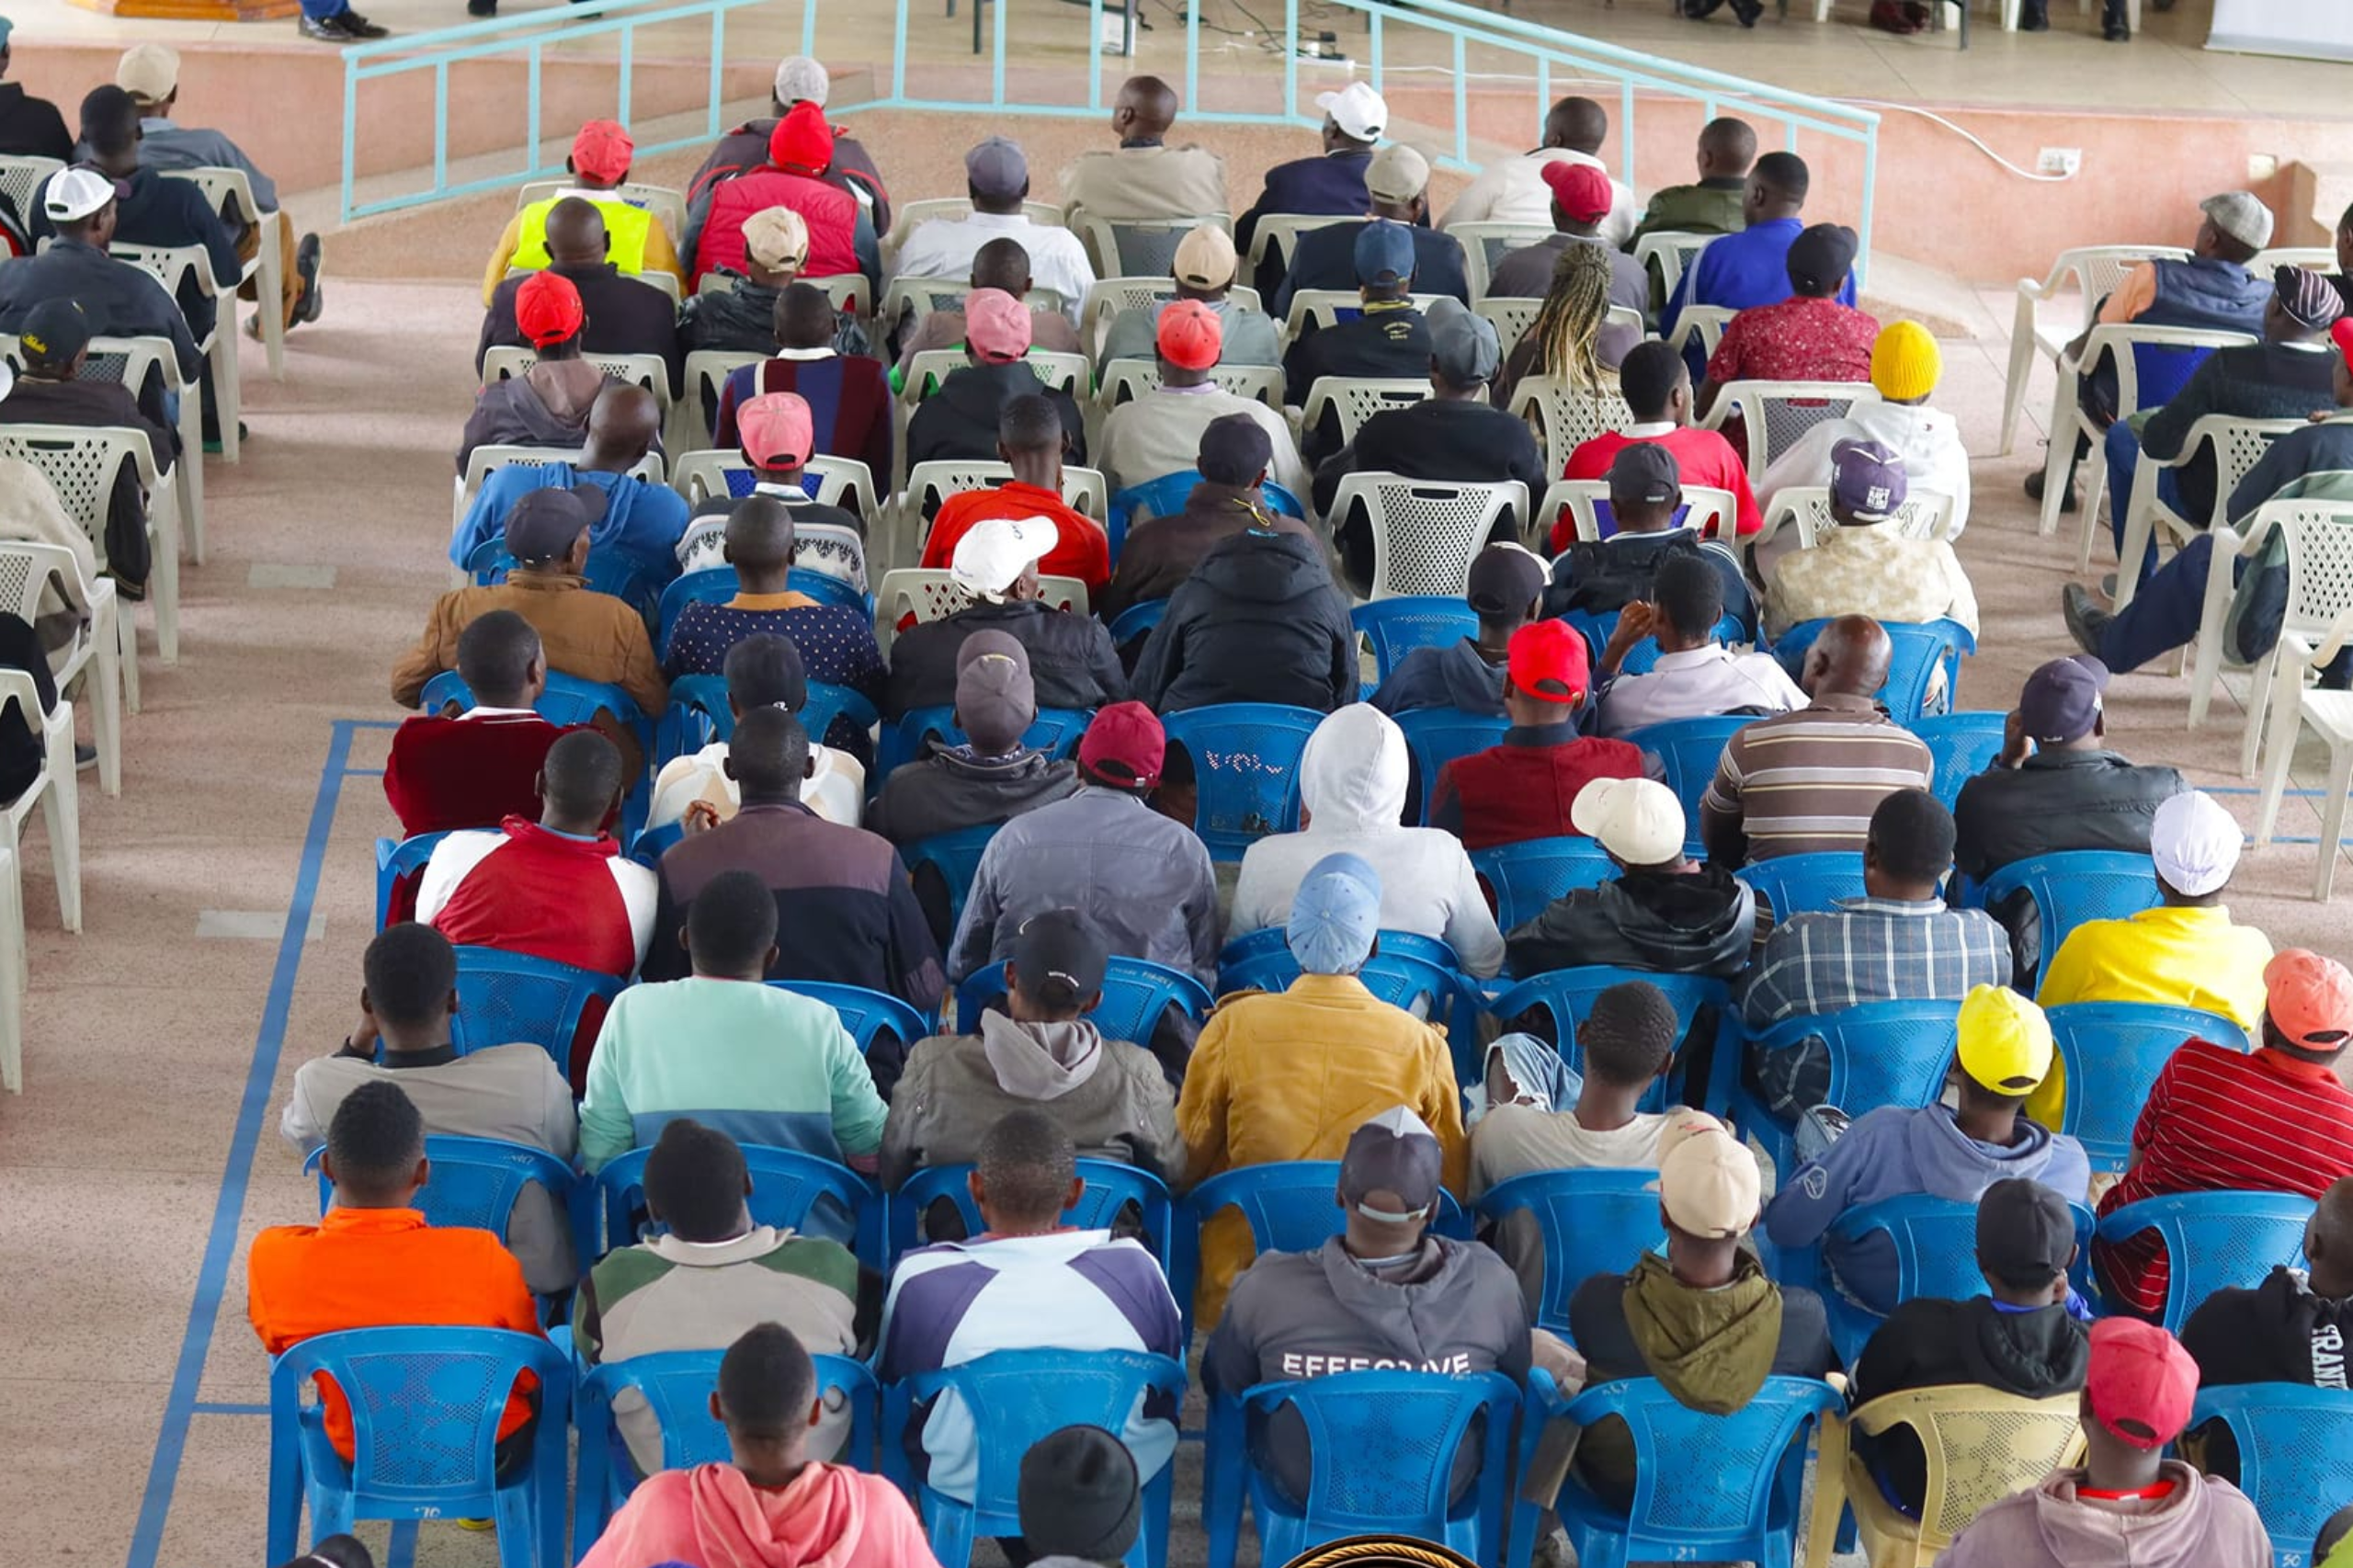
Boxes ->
[1939,1461,2271,1568]
[579,1462,942,1568]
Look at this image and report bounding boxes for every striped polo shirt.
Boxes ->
[1701,693,1934,860]
[2095,1040,2353,1319]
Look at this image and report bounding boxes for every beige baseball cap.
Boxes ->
[742,206,810,271]
[1571,778,1686,868]
[1654,1112,1760,1239]
[1173,222,1237,290]
[1366,143,1430,203]
[116,43,179,104]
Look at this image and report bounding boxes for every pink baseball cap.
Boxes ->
[962,288,1033,364]
[737,392,814,469]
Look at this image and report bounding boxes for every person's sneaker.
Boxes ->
[74,744,95,772]
[292,233,324,326]
[1730,0,1763,24]
[2063,583,2112,657]
[467,0,496,11]
[2025,468,2078,513]
[2104,19,2131,39]
[2099,572,2118,600]
[297,11,356,40]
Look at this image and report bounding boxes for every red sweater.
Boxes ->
[693,167,859,286]
[921,481,1112,598]
[1558,425,1762,547]
[382,712,585,837]
[1431,733,1647,851]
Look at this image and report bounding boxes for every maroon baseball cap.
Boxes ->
[1077,701,1165,790]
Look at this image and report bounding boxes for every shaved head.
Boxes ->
[1114,74,1178,140]
[774,281,837,351]
[1545,97,1608,155]
[585,383,660,467]
[1699,117,1757,175]
[1801,615,1892,699]
[543,197,609,266]
[972,236,1034,297]
[724,494,798,577]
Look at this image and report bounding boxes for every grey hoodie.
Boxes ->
[1369,638,1510,720]
[456,361,621,473]
[1940,1461,2270,1568]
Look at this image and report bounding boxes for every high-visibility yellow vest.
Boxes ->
[511,193,657,276]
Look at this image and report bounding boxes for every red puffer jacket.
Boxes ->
[692,166,858,286]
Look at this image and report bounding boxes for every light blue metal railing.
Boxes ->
[340,0,1879,275]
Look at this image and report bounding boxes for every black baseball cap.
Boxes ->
[1607,441,1680,506]
[1787,222,1859,293]
[1977,1177,2076,1286]
[1196,412,1274,486]
[1012,907,1108,1010]
[722,631,808,712]
[18,297,91,366]
[502,488,591,564]
[1465,543,1547,617]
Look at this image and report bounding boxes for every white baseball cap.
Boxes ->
[1316,81,1388,142]
[950,515,1056,600]
[43,168,117,223]
[1571,777,1686,867]
[2150,789,2243,899]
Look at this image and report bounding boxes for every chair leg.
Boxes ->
[0,846,18,1092]
[2080,449,2109,548]
[2038,397,2075,538]
[40,700,80,934]
[2241,649,2280,778]
[176,385,205,566]
[2256,678,2297,846]
[2318,742,2353,901]
[149,495,182,666]
[2185,537,2238,729]
[258,210,288,381]
[2112,463,2157,605]
[1999,294,2038,457]
[115,591,140,715]
[209,327,242,463]
[88,608,121,799]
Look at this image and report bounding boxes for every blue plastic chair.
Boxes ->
[801,678,881,754]
[1802,1195,2098,1367]
[450,946,626,1071]
[301,1135,574,1267]
[1107,472,1303,558]
[373,830,451,928]
[1475,1169,1665,1337]
[591,1143,876,1258]
[654,671,732,763]
[465,538,664,627]
[1913,710,2009,812]
[901,822,998,938]
[884,1158,1178,1275]
[1486,967,1733,1114]
[1773,619,1976,722]
[874,702,1095,777]
[655,565,868,646]
[1393,708,1510,824]
[628,819,682,869]
[2188,1383,2353,1568]
[573,1350,879,1551]
[1204,1369,1522,1568]
[1510,1372,1842,1568]
[1108,597,1169,647]
[266,1326,572,1568]
[1471,835,1618,934]
[1977,849,2162,993]
[2045,1003,2249,1172]
[2095,1190,2315,1333]
[955,956,1212,1044]
[1735,850,1866,925]
[1563,608,1750,676]
[1626,715,1751,852]
[881,1347,1188,1568]
[1733,999,1964,1178]
[765,980,935,1057]
[1180,1161,1472,1319]
[1352,597,1480,685]
[1159,702,1324,860]
[420,668,650,741]
[1213,927,1473,1073]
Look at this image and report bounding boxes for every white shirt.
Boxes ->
[649,738,865,830]
[888,211,1097,326]
[1755,401,1974,540]
[1597,642,1807,736]
[1438,148,1637,249]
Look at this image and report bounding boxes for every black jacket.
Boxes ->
[0,85,69,162]
[477,260,684,396]
[677,278,870,360]
[884,598,1128,719]
[1284,302,1434,462]
[1274,219,1471,319]
[1852,1296,2091,1513]
[1547,531,1757,642]
[2136,341,2337,524]
[2182,1267,2353,1392]
[904,360,1087,471]
[31,166,239,346]
[1312,397,1547,517]
[1131,528,1356,714]
[1504,866,1756,980]
[0,236,202,382]
[866,743,1081,846]
[0,378,167,590]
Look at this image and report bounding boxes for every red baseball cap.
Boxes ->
[1540,160,1614,224]
[769,100,834,176]
[2084,1318,2200,1450]
[2334,316,2353,370]
[1508,619,1589,705]
[2264,949,2353,1050]
[962,287,1032,364]
[515,270,585,348]
[737,392,813,469]
[570,119,633,185]
[1155,299,1222,371]
[1078,700,1165,790]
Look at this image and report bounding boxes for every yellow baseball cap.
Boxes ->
[1956,984,2053,1095]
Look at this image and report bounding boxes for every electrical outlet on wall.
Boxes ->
[2037,148,2083,177]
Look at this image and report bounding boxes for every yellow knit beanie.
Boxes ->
[1870,320,1942,401]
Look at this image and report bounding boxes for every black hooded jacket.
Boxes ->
[1129,528,1357,714]
[1504,865,1756,980]
[2181,1267,2353,1392]
[904,360,1087,470]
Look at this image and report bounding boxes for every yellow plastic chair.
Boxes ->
[1835,1386,2086,1567]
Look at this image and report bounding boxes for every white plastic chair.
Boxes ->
[1504,375,1637,476]
[1300,377,1427,451]
[1450,222,1553,302]
[2256,601,2353,899]
[1073,212,1231,281]
[2036,323,2253,540]
[0,155,60,231]
[1702,380,1885,474]
[0,424,179,666]
[2113,415,2302,594]
[1540,479,1740,545]
[0,541,123,798]
[451,445,665,535]
[2189,500,2353,778]
[900,460,1109,553]
[479,346,674,415]
[1077,277,1267,359]
[1243,213,1357,284]
[1325,472,1529,600]
[0,843,18,1092]
[2000,244,2190,457]
[668,449,878,517]
[900,347,1090,403]
[109,241,239,464]
[1094,357,1282,413]
[871,567,1090,655]
[503,263,682,305]
[678,349,767,447]
[514,179,688,243]
[0,332,204,568]
[1635,231,1722,306]
[1665,304,1736,369]
[1757,484,1957,549]
[2253,246,2336,274]
[1474,295,1541,353]
[1281,289,1448,342]
[0,667,81,949]
[163,165,287,381]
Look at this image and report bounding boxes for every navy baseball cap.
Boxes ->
[1829,437,1908,522]
[2018,654,2108,745]
[1353,220,1415,287]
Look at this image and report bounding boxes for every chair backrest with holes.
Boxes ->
[1487,966,1729,1110]
[2271,500,2353,648]
[2188,1383,2353,1562]
[1507,376,1637,472]
[1540,479,1738,544]
[1245,213,1355,275]
[1764,485,1954,547]
[2042,245,2191,334]
[1470,836,1617,932]
[1743,1001,1963,1172]
[1393,709,1509,824]
[1158,701,1324,858]
[2079,324,2250,424]
[1736,851,1867,925]
[1351,597,1480,683]
[2171,415,2302,528]
[110,241,219,301]
[1302,377,1427,447]
[1635,232,1722,303]
[1709,381,1883,472]
[514,178,688,239]
[1474,295,1540,351]
[0,331,185,401]
[766,981,929,1059]
[1283,288,1447,339]
[450,945,625,1069]
[1914,710,2008,812]
[1077,214,1228,278]
[1476,1169,1664,1334]
[955,955,1212,1047]
[1976,849,2161,990]
[1627,714,1751,831]
[0,426,146,558]
[1336,474,1526,600]
[0,539,73,628]
[593,1144,870,1255]
[888,1159,1176,1274]
[0,155,59,223]
[1452,222,1553,296]
[1847,1387,2088,1552]
[2098,1191,2315,1334]
[301,1135,570,1249]
[2046,1002,2248,1172]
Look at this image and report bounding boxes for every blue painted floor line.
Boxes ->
[188,1403,271,1416]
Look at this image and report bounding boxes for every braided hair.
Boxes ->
[1526,240,1613,394]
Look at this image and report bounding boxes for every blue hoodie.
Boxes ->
[1764,1104,2091,1312]
[450,463,690,579]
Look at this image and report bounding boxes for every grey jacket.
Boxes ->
[877,1014,1185,1189]
[865,742,1081,846]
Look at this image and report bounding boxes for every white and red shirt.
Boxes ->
[416,816,657,979]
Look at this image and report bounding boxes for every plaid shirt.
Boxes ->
[1743,894,2011,1029]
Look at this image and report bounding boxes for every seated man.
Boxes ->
[1765,985,2089,1313]
[1625,116,1754,252]
[1485,162,1647,343]
[1273,143,1470,319]
[879,907,1180,1188]
[1177,854,1467,1324]
[1205,1105,1539,1507]
[383,612,581,838]
[879,1110,1182,1510]
[1559,339,1762,543]
[679,392,869,588]
[390,489,667,720]
[1756,320,1972,539]
[1427,620,1647,852]
[1017,1427,1142,1568]
[2090,948,2353,1322]
[1742,789,2008,1119]
[277,923,577,1295]
[688,54,891,231]
[450,382,688,582]
[1693,222,1876,419]
[1097,301,1306,499]
[918,393,1111,599]
[1097,223,1283,371]
[0,297,167,597]
[479,199,683,398]
[1700,617,1933,866]
[246,1083,541,1466]
[1569,1111,1835,1506]
[1439,93,1635,242]
[688,102,869,291]
[1940,1318,2270,1568]
[1059,74,1228,225]
[708,279,891,479]
[582,869,886,1173]
[866,631,1079,850]
[0,169,200,392]
[482,120,685,304]
[578,1324,934,1568]
[889,516,1127,717]
[1283,222,1435,463]
[415,729,655,982]
[1235,81,1384,296]
[889,136,1094,327]
[1549,442,1756,637]
[1661,152,1854,341]
[1850,1178,2092,1517]
[1099,415,1314,626]
[1504,777,1757,979]
[903,287,1086,467]
[1595,554,1803,736]
[0,29,71,162]
[1131,515,1355,714]
[644,709,943,1028]
[574,1126,864,1472]
[681,207,858,361]
[950,702,1220,997]
[650,632,866,832]
[456,273,622,472]
[890,237,1081,389]
[1373,542,1547,720]
[1760,438,1978,642]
